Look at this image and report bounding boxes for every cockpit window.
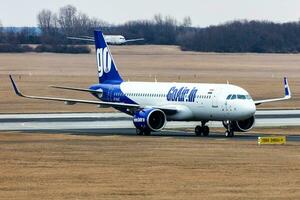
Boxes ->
[245,95,252,100]
[226,94,232,100]
[227,94,252,100]
[237,95,246,99]
[231,94,237,99]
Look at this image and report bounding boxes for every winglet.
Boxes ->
[284,77,291,98]
[254,77,292,105]
[9,75,24,97]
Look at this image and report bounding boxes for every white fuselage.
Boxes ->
[116,82,256,121]
[104,35,126,45]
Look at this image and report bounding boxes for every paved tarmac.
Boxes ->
[0,110,299,141]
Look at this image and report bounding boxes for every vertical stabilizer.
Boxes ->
[94,30,123,84]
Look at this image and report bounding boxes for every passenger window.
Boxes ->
[231,94,237,99]
[226,94,232,100]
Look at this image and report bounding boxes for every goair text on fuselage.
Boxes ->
[166,86,198,102]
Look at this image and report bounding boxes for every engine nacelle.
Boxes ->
[133,108,166,131]
[232,115,255,132]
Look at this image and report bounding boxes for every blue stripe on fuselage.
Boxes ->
[89,83,137,105]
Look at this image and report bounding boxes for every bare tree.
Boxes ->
[153,14,163,25]
[58,5,77,35]
[89,17,109,29]
[0,20,3,43]
[182,16,192,27]
[37,9,54,33]
[0,20,3,34]
[74,12,90,35]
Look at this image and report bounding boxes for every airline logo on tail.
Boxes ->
[96,47,112,77]
[94,31,123,84]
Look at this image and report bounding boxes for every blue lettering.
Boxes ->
[167,86,198,102]
[172,88,178,101]
[167,87,176,101]
[181,88,189,102]
[187,87,198,102]
[175,87,184,101]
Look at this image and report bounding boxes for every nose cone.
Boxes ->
[243,101,256,118]
[249,101,256,116]
[237,101,256,119]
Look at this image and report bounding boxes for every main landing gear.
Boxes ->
[222,121,234,137]
[136,128,151,136]
[194,120,235,137]
[195,121,210,136]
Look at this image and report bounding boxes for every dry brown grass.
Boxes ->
[0,131,299,200]
[1,45,300,113]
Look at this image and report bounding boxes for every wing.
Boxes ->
[125,38,145,43]
[254,77,291,105]
[67,36,95,42]
[9,75,139,109]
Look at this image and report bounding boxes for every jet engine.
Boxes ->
[223,116,255,132]
[133,108,166,131]
[232,115,255,132]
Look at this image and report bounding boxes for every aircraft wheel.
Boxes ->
[143,129,151,136]
[136,129,144,136]
[203,126,210,136]
[195,125,203,136]
[225,130,230,137]
[225,130,234,137]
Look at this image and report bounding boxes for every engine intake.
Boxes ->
[233,115,255,132]
[133,108,166,131]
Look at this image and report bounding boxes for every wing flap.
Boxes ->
[50,85,102,94]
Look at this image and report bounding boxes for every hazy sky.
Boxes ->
[0,0,300,27]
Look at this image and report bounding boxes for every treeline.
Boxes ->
[0,26,40,44]
[114,19,300,53]
[108,15,192,45]
[1,5,300,53]
[35,5,192,46]
[0,43,90,53]
[177,20,300,53]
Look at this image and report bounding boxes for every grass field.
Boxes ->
[0,45,299,113]
[0,131,299,200]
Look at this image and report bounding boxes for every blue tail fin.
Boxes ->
[94,30,123,84]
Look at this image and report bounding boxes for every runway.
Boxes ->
[0,109,299,141]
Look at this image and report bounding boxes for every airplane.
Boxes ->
[67,34,144,45]
[9,30,292,137]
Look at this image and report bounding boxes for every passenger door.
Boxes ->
[211,89,219,108]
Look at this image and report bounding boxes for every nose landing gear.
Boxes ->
[223,121,234,137]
